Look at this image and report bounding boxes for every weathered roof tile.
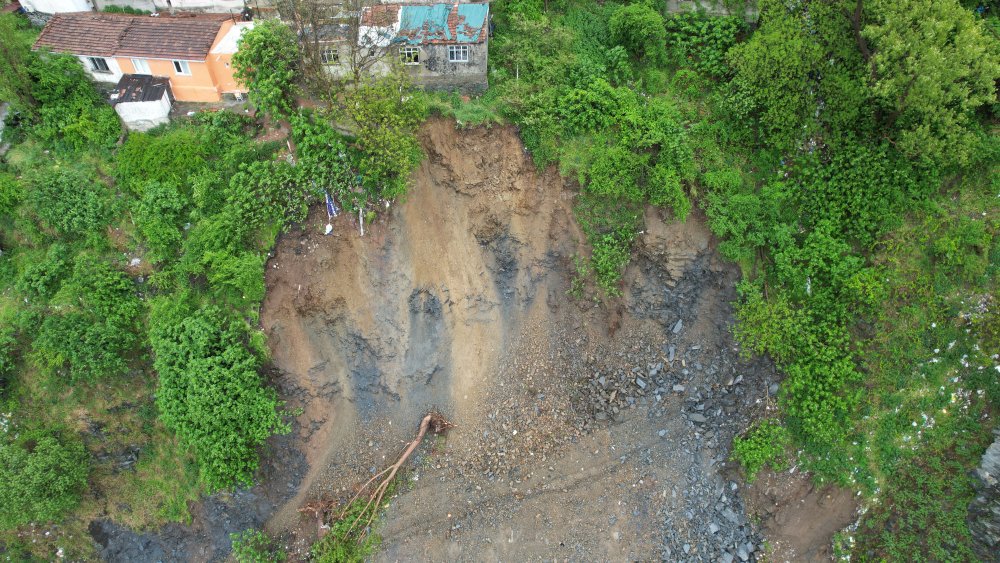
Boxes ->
[34,12,229,61]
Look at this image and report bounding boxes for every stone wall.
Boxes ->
[93,0,255,14]
[403,42,488,95]
[666,0,758,21]
[969,429,1000,561]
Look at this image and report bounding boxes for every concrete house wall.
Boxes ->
[93,0,255,14]
[402,42,486,93]
[115,91,170,131]
[207,20,252,95]
[348,2,490,94]
[20,0,93,13]
[77,54,125,82]
[119,57,221,101]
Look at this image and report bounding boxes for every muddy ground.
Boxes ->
[91,119,857,561]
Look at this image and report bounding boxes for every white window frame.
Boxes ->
[88,57,111,73]
[172,60,191,76]
[448,45,470,63]
[131,58,150,74]
[400,46,420,65]
[320,44,340,65]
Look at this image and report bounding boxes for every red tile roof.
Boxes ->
[34,12,230,61]
[360,4,399,27]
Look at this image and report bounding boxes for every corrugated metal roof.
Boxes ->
[112,74,171,104]
[392,2,488,45]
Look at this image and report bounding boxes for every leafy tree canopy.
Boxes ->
[864,0,1000,166]
[339,72,426,203]
[609,2,667,64]
[233,20,301,118]
[150,302,288,490]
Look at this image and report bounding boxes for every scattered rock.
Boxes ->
[969,429,1000,561]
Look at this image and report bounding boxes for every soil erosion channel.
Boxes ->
[259,119,790,562]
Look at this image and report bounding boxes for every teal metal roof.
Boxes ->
[394,3,489,45]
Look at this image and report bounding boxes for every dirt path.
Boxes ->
[259,119,797,561]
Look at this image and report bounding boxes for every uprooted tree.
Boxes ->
[300,412,455,556]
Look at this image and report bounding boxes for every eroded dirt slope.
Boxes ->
[260,119,788,561]
[87,119,858,563]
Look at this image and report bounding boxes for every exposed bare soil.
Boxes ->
[258,119,826,562]
[90,119,858,561]
[744,470,859,563]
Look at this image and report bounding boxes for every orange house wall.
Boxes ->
[207,20,246,95]
[112,21,248,102]
[117,57,222,102]
[207,53,244,94]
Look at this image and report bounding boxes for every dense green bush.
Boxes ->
[231,529,287,563]
[931,215,994,283]
[0,327,17,396]
[29,55,120,151]
[115,129,209,194]
[664,12,744,77]
[31,256,141,384]
[290,110,352,193]
[25,166,115,238]
[0,430,89,529]
[609,2,666,65]
[15,243,71,299]
[228,160,313,232]
[0,14,36,115]
[795,143,924,247]
[130,181,190,263]
[150,303,288,490]
[0,172,23,218]
[731,419,790,483]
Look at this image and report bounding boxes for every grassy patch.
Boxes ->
[422,91,504,128]
[731,419,791,483]
[310,479,399,563]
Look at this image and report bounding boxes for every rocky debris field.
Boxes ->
[254,119,791,562]
[89,119,856,562]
